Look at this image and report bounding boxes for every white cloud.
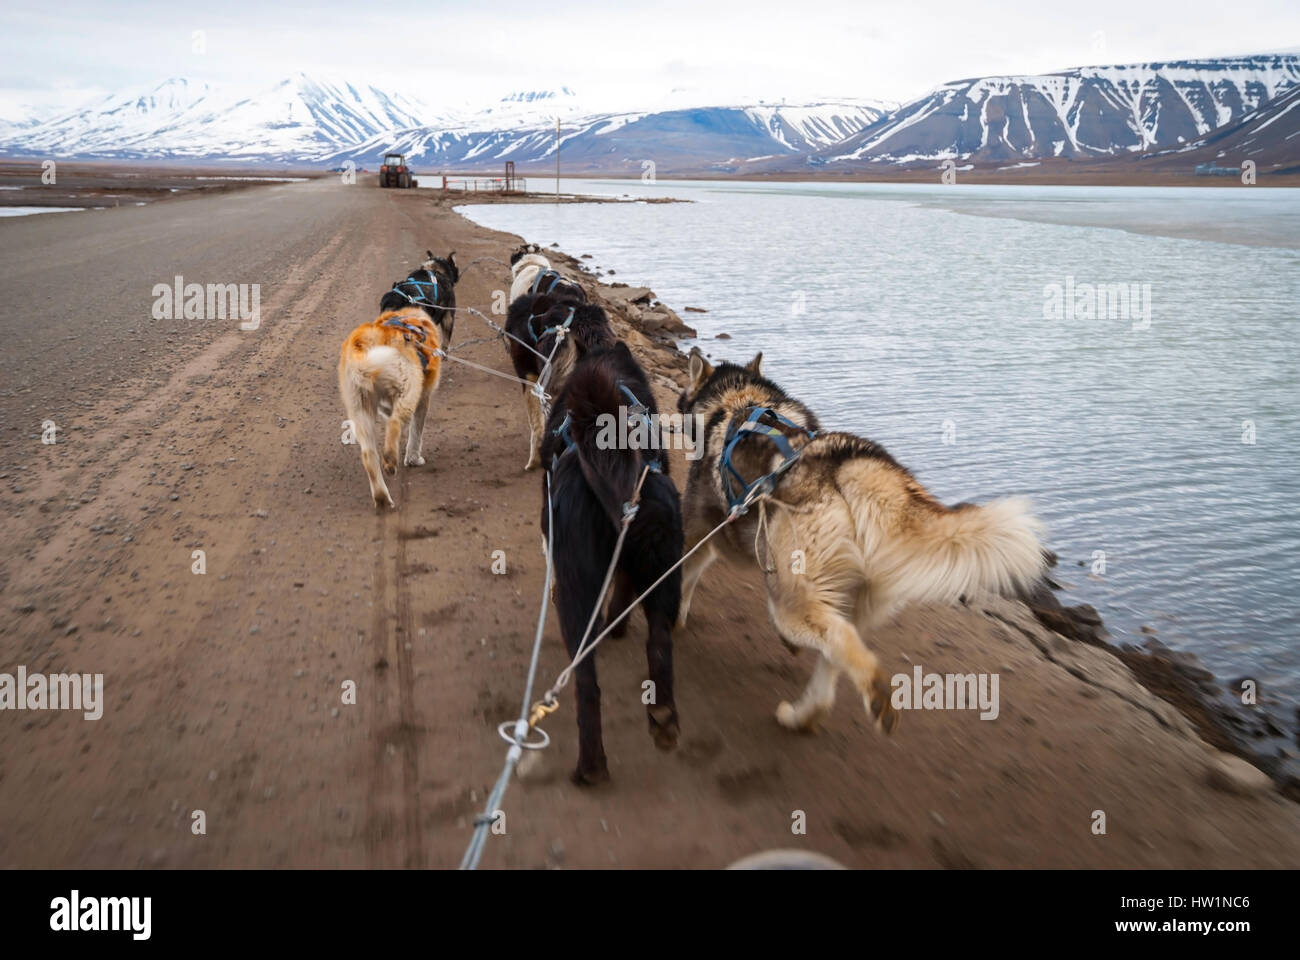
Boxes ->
[1,0,1298,121]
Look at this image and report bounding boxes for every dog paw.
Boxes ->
[674,611,689,630]
[382,457,397,475]
[775,700,822,734]
[523,458,539,472]
[866,676,899,735]
[373,491,395,510]
[571,762,611,787]
[647,705,680,751]
[776,700,800,729]
[404,454,425,467]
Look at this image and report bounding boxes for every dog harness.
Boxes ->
[381,316,432,371]
[618,383,663,473]
[390,274,440,308]
[549,381,662,474]
[719,407,816,512]
[528,305,576,345]
[551,414,575,469]
[529,269,567,297]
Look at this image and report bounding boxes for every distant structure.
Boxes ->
[440,162,528,194]
[1195,162,1241,176]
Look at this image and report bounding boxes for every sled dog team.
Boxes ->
[340,244,1048,785]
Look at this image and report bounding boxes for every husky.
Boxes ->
[506,292,606,471]
[509,244,552,303]
[676,348,1047,735]
[338,306,443,509]
[380,250,459,346]
[542,339,684,785]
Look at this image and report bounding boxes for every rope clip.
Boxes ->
[526,694,559,731]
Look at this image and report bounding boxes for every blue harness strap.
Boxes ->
[719,407,816,512]
[551,413,575,470]
[529,269,565,297]
[390,275,440,308]
[528,305,576,345]
[617,382,662,473]
[381,316,431,371]
[549,381,663,474]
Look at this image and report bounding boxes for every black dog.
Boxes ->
[509,242,543,267]
[380,250,459,346]
[506,293,609,471]
[506,292,602,384]
[541,339,684,784]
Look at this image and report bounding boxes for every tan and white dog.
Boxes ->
[676,349,1048,735]
[509,244,551,304]
[338,307,443,509]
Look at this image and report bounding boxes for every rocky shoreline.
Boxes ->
[1016,579,1299,800]
[452,195,1298,806]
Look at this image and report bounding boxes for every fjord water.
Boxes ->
[461,180,1300,716]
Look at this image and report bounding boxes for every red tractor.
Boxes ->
[379,153,417,188]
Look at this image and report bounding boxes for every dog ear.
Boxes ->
[445,251,459,280]
[426,249,435,261]
[745,351,763,375]
[688,347,713,391]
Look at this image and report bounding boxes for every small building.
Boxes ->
[1195,162,1241,176]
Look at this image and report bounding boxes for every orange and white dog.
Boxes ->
[338,306,443,508]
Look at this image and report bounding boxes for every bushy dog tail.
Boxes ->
[566,346,642,527]
[347,344,402,397]
[358,344,399,374]
[882,496,1048,605]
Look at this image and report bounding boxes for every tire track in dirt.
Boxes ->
[1,182,426,867]
[358,192,463,869]
[357,191,517,869]
[362,495,427,868]
[3,225,354,621]
[394,469,426,867]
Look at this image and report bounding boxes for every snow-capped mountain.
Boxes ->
[818,53,1300,167]
[321,99,894,172]
[1142,81,1300,175]
[0,74,889,170]
[3,56,1296,173]
[2,74,430,162]
[0,114,40,141]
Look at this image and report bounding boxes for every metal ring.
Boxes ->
[497,720,550,750]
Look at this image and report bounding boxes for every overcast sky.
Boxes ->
[2,0,1298,118]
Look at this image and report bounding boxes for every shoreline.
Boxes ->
[3,159,1296,202]
[443,190,1300,803]
[444,165,1300,188]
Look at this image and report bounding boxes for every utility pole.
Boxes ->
[555,117,560,201]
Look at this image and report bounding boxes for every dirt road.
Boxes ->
[1,178,1297,869]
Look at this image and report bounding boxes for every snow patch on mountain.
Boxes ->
[825,54,1300,166]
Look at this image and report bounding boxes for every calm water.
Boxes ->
[460,180,1300,719]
